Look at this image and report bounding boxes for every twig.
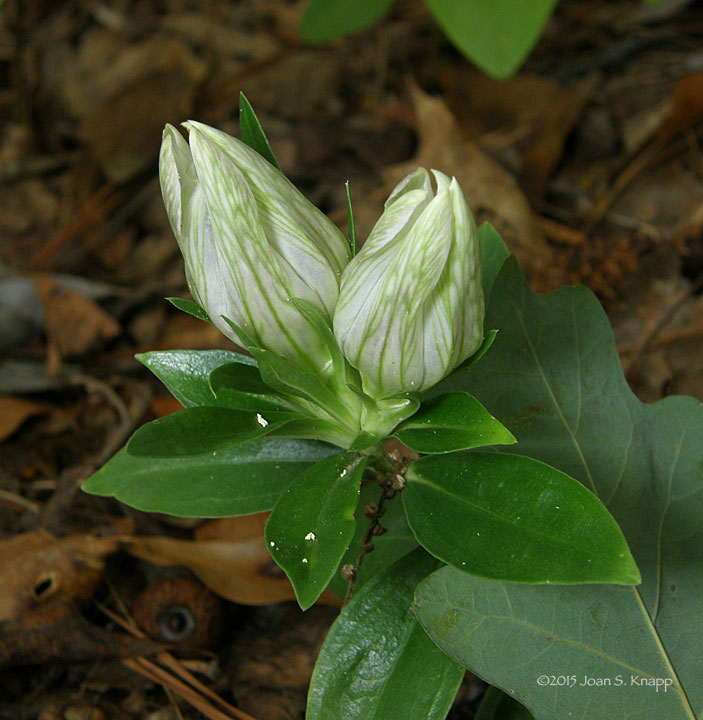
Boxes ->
[343,451,410,605]
[97,604,260,720]
[0,488,40,513]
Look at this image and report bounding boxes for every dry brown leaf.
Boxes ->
[0,395,50,441]
[33,274,120,364]
[0,530,118,622]
[128,513,340,607]
[78,36,207,182]
[386,85,550,281]
[440,69,592,198]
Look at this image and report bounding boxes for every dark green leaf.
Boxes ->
[404,451,640,585]
[307,549,464,720]
[208,362,296,412]
[239,92,281,169]
[300,0,396,43]
[416,253,703,717]
[137,349,255,408]
[417,570,689,719]
[478,222,510,300]
[425,0,558,79]
[81,437,338,517]
[327,481,417,599]
[265,451,366,610]
[166,297,212,323]
[127,407,294,458]
[395,391,515,453]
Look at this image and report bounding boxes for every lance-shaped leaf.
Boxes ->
[417,254,703,718]
[208,362,297,412]
[307,549,464,720]
[82,437,338,517]
[126,406,295,458]
[137,349,255,408]
[395,391,515,453]
[404,451,640,585]
[265,451,367,610]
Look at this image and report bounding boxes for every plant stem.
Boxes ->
[343,450,410,605]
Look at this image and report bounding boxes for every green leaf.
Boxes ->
[404,452,640,585]
[327,480,418,598]
[239,91,281,169]
[82,437,338,517]
[265,451,367,610]
[137,349,255,408]
[474,686,533,720]
[417,570,690,719]
[307,549,464,720]
[126,407,294,458]
[208,362,296,412]
[425,0,558,79]
[166,297,212,323]
[416,254,703,717]
[395,391,515,453]
[300,0,396,43]
[478,222,510,300]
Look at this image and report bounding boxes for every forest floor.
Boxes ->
[1,0,703,718]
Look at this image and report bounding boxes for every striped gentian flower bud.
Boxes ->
[333,168,484,398]
[159,121,350,372]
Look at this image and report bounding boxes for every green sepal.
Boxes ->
[239,91,281,169]
[166,297,212,323]
[208,362,298,412]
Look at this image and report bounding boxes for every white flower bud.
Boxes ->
[159,122,350,371]
[333,168,483,398]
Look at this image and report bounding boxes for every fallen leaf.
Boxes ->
[0,395,50,441]
[440,68,592,197]
[0,530,118,622]
[78,36,207,182]
[386,84,551,282]
[128,513,341,607]
[34,274,120,366]
[0,604,160,667]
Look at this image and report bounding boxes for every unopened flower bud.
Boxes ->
[159,122,350,371]
[333,168,484,397]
